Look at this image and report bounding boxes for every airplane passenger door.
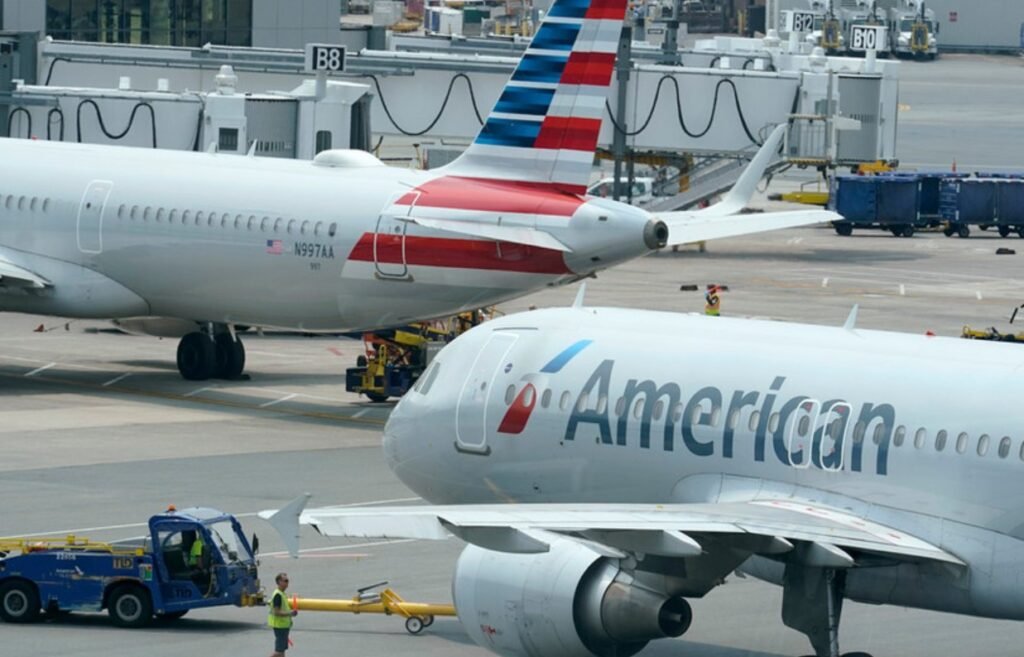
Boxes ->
[455,332,518,455]
[785,399,819,469]
[374,192,417,279]
[816,402,851,471]
[76,180,113,255]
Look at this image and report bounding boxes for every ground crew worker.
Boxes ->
[268,572,297,657]
[704,284,721,316]
[187,533,204,568]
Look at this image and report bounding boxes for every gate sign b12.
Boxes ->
[304,44,347,73]
[784,11,815,33]
[850,25,885,51]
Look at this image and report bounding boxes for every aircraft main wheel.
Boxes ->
[214,334,246,380]
[405,616,425,634]
[177,332,217,381]
[108,585,153,628]
[958,224,971,238]
[0,580,41,623]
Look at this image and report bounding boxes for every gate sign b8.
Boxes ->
[850,25,885,51]
[784,11,815,33]
[304,44,347,73]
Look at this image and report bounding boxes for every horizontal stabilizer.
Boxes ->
[405,216,573,252]
[660,209,838,246]
[0,256,51,290]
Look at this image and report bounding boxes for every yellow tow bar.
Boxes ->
[291,583,457,634]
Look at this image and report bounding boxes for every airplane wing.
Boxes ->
[404,216,573,252]
[0,254,51,290]
[261,498,964,568]
[653,123,840,246]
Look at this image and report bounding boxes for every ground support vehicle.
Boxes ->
[0,507,262,627]
[829,174,924,237]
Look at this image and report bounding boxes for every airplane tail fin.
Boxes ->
[440,0,628,194]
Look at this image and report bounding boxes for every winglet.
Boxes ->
[572,282,587,309]
[706,123,787,217]
[843,304,859,331]
[259,493,312,559]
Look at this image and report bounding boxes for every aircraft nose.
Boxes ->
[644,219,669,250]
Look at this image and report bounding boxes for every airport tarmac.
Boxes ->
[4,54,1024,657]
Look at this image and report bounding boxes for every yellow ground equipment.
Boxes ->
[291,582,457,634]
[345,309,496,402]
[961,326,1024,343]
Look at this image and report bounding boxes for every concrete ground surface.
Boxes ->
[3,54,1024,657]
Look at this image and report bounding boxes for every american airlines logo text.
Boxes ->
[562,359,893,476]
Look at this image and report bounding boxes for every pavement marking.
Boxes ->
[184,386,217,397]
[352,409,369,418]
[260,393,298,408]
[24,362,56,377]
[3,497,421,539]
[821,277,829,288]
[976,290,984,300]
[899,284,906,296]
[327,347,345,357]
[102,373,131,387]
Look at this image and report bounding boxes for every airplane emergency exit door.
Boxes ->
[76,180,113,254]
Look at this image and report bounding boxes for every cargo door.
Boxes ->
[455,332,518,455]
[76,180,113,254]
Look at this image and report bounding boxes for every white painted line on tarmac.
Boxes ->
[4,497,423,539]
[260,393,298,408]
[103,373,131,387]
[24,362,56,377]
[976,290,984,300]
[899,284,906,296]
[822,277,829,288]
[351,409,369,418]
[184,386,217,397]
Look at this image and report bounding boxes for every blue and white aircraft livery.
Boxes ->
[0,0,835,382]
[265,304,1024,657]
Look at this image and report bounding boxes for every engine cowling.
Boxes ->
[453,537,692,657]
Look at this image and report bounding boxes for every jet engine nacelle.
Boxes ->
[453,537,692,657]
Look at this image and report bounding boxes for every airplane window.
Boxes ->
[559,391,571,411]
[30,197,38,211]
[220,213,229,227]
[727,409,739,430]
[144,207,153,221]
[852,421,865,444]
[651,400,663,421]
[872,423,886,445]
[798,415,811,436]
[505,385,515,405]
[633,398,644,420]
[196,211,205,225]
[17,196,25,211]
[248,216,256,231]
[274,218,283,233]
[4,196,11,209]
[182,210,191,224]
[169,209,178,224]
[42,199,51,213]
[301,220,310,235]
[955,432,968,454]
[540,389,551,408]
[977,434,990,457]
[329,222,337,237]
[614,397,625,416]
[288,219,297,234]
[261,217,270,231]
[710,407,721,427]
[748,410,760,432]
[235,215,243,229]
[117,204,126,219]
[1019,440,1024,461]
[527,387,538,409]
[769,412,780,433]
[155,208,165,223]
[914,427,927,448]
[575,392,589,413]
[129,205,138,220]
[893,425,906,447]
[998,436,1011,459]
[672,403,684,423]
[935,430,948,452]
[314,222,322,237]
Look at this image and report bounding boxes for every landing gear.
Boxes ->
[783,562,873,657]
[176,326,247,381]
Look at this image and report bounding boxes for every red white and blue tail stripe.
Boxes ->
[441,0,627,195]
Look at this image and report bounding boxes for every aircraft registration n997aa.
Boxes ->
[0,0,835,382]
[265,301,1024,657]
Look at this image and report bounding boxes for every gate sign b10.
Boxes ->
[850,25,885,51]
[784,11,815,33]
[304,44,347,73]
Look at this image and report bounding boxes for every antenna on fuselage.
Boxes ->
[572,282,587,309]
[843,304,859,331]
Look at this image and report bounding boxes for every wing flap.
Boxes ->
[0,256,51,290]
[404,216,573,252]
[281,501,964,567]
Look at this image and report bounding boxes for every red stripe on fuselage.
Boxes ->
[534,116,604,152]
[348,233,572,275]
[585,0,628,19]
[560,51,616,86]
[396,176,586,216]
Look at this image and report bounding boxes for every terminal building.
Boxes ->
[1,0,343,49]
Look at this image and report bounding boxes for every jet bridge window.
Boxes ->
[999,436,1011,459]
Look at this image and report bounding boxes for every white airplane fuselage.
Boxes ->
[384,307,1024,621]
[0,138,656,331]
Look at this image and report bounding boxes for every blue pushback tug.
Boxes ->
[0,507,263,627]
